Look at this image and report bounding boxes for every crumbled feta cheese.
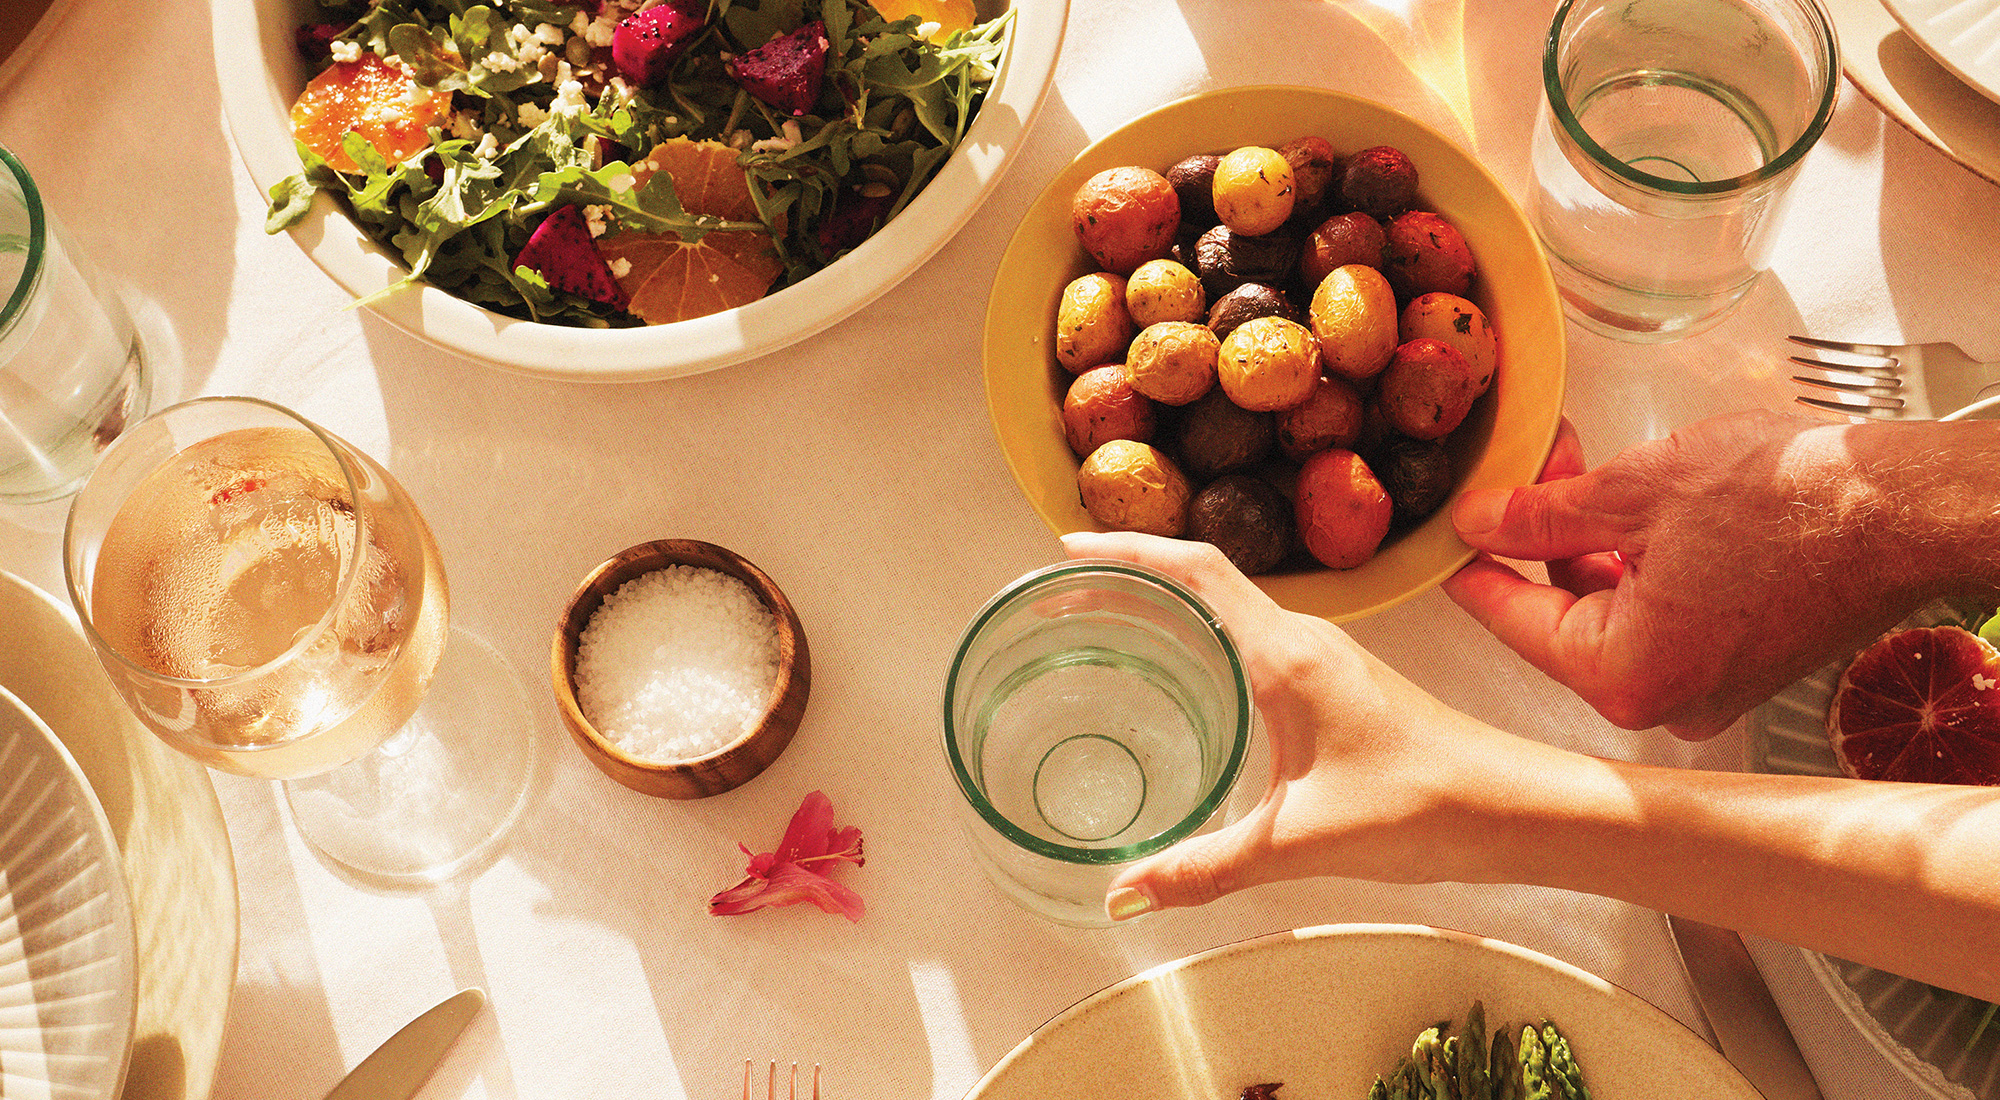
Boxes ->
[474,132,499,159]
[552,79,590,117]
[518,101,551,127]
[447,111,484,140]
[916,20,941,38]
[751,119,805,153]
[727,129,754,150]
[534,22,566,45]
[329,39,362,63]
[609,257,632,278]
[509,23,534,45]
[584,14,619,47]
[484,49,522,73]
[571,9,591,34]
[608,171,636,193]
[517,40,548,67]
[1976,674,1998,691]
[583,204,610,238]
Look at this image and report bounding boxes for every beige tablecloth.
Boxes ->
[2,0,1997,1097]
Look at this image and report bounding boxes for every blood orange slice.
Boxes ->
[1827,625,2000,785]
[871,0,977,39]
[596,138,785,325]
[290,53,454,173]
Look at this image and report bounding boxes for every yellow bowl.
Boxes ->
[982,85,1566,622]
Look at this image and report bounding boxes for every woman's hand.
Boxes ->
[1061,531,1537,920]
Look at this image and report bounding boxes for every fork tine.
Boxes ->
[1790,372,1900,396]
[1794,394,1901,419]
[1787,334,1902,360]
[1787,354,1900,381]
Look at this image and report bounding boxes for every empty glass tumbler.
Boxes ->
[1528,0,1840,341]
[943,560,1251,926]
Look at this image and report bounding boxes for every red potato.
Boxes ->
[1300,210,1387,288]
[1376,337,1480,440]
[1071,166,1181,274]
[1063,365,1156,457]
[1382,210,1474,300]
[1275,373,1365,461]
[1293,447,1392,569]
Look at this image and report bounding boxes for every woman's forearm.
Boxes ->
[1464,739,2000,1000]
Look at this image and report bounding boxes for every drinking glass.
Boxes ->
[63,396,533,883]
[0,145,148,503]
[1528,0,1839,341]
[943,560,1251,926]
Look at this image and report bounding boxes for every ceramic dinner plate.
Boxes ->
[966,924,1760,1100]
[1745,602,2000,1100]
[0,572,238,1100]
[1877,0,2000,105]
[0,684,136,1100]
[1826,0,2000,188]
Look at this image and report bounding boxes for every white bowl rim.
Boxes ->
[213,0,1068,383]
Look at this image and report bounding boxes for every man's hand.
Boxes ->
[1443,410,1946,739]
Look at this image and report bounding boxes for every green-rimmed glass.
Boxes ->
[943,560,1251,926]
[0,144,148,502]
[1528,0,1840,341]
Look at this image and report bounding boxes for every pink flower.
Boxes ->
[708,790,865,921]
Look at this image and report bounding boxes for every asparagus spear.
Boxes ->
[1518,1022,1553,1100]
[1412,1027,1446,1100]
[1541,1022,1593,1100]
[1460,1001,1491,1100]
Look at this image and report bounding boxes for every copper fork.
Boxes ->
[1788,335,2000,420]
[744,1061,820,1100]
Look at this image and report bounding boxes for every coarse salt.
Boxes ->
[574,564,781,763]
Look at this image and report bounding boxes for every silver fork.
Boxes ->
[1788,335,2000,420]
[743,1061,820,1100]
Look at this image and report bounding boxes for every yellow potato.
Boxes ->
[1077,439,1191,537]
[1211,146,1295,237]
[1217,316,1321,412]
[1055,272,1135,374]
[1310,264,1398,381]
[1124,259,1206,327]
[1124,321,1219,406]
[1399,292,1497,396]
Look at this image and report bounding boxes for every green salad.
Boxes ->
[266,0,1011,326]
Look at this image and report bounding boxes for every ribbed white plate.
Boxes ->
[0,684,136,1100]
[1878,0,2000,104]
[1745,601,2000,1100]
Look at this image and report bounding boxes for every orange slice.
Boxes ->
[290,53,454,173]
[1828,625,2000,785]
[596,138,785,325]
[870,0,977,39]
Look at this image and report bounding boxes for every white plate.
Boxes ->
[1878,0,2000,105]
[967,924,1760,1100]
[0,684,135,1100]
[1745,603,2000,1100]
[0,572,238,1100]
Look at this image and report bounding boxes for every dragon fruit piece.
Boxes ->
[726,20,829,117]
[612,0,706,87]
[516,205,628,310]
[816,190,894,257]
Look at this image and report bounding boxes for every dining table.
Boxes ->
[2,0,1998,1096]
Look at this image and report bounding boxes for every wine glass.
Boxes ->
[62,395,534,883]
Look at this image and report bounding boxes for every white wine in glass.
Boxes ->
[64,396,532,882]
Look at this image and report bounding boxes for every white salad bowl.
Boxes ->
[213,0,1067,382]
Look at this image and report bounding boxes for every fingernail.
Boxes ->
[1105,886,1154,921]
[1453,488,1509,538]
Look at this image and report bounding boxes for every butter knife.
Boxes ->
[323,988,486,1100]
[1667,915,1825,1100]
